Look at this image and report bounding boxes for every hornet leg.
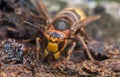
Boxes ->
[66,42,76,60]
[77,35,93,60]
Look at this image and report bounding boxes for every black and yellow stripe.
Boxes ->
[54,8,86,25]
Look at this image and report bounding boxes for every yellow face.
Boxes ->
[44,41,61,60]
[44,42,61,60]
[44,30,67,60]
[47,42,58,52]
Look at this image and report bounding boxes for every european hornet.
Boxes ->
[24,0,101,61]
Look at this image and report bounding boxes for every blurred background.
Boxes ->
[43,0,120,44]
[0,0,120,44]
